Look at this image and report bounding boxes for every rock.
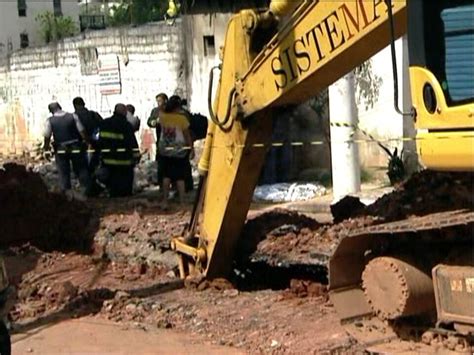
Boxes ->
[156,319,173,329]
[103,300,114,312]
[197,280,210,292]
[147,251,178,269]
[307,283,327,298]
[114,291,131,301]
[270,224,301,237]
[58,281,78,302]
[209,278,234,291]
[184,275,205,289]
[166,270,176,278]
[271,340,279,348]
[125,303,137,313]
[330,196,366,223]
[223,289,239,297]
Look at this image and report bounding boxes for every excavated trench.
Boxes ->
[231,170,474,292]
[231,210,329,291]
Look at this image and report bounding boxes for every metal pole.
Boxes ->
[329,72,361,202]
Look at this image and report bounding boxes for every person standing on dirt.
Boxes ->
[72,97,103,173]
[97,103,140,197]
[147,93,168,187]
[158,95,194,208]
[43,102,91,197]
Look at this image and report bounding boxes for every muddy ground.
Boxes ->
[1,164,473,353]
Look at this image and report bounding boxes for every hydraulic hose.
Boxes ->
[208,65,236,130]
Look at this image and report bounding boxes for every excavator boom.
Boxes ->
[238,0,407,116]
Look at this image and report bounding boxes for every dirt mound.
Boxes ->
[0,163,96,252]
[248,171,473,269]
[363,171,473,221]
[237,209,320,261]
[253,215,378,267]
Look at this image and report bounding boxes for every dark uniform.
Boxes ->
[98,113,140,197]
[75,107,103,173]
[44,111,90,193]
[75,107,103,138]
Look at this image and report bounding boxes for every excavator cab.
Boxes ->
[329,2,474,349]
[408,0,474,171]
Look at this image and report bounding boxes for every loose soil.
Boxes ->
[1,165,472,353]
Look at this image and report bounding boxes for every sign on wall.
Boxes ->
[98,55,121,95]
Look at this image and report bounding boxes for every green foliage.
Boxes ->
[354,60,383,110]
[106,0,169,27]
[36,11,77,43]
[107,2,131,27]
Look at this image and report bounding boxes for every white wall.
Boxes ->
[357,37,411,167]
[184,13,231,116]
[0,0,80,57]
[0,22,186,156]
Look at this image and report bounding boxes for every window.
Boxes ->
[17,0,26,17]
[53,0,62,16]
[203,35,216,57]
[20,33,29,49]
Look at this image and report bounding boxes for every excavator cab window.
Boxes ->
[409,0,474,106]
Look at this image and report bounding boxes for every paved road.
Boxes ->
[12,317,243,354]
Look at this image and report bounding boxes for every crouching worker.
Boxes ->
[97,104,140,197]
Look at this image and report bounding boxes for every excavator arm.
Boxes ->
[171,0,408,278]
[172,0,474,279]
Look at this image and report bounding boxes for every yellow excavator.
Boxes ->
[172,0,474,351]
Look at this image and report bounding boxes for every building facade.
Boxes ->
[0,0,80,57]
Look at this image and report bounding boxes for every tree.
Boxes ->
[36,11,77,43]
[107,0,169,26]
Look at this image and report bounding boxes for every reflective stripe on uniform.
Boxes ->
[100,131,125,140]
[103,158,133,166]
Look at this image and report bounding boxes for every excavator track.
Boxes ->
[328,209,474,351]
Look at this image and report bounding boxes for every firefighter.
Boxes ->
[97,104,140,197]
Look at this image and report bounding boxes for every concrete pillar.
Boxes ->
[329,72,361,202]
[402,35,419,174]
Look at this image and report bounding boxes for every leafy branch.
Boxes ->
[36,11,78,44]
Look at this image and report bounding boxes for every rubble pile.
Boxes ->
[253,215,378,266]
[0,163,95,251]
[94,209,189,270]
[101,290,190,329]
[31,160,160,193]
[250,170,473,267]
[32,162,61,191]
[237,209,320,261]
[9,249,174,322]
[133,160,158,192]
[363,171,474,221]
